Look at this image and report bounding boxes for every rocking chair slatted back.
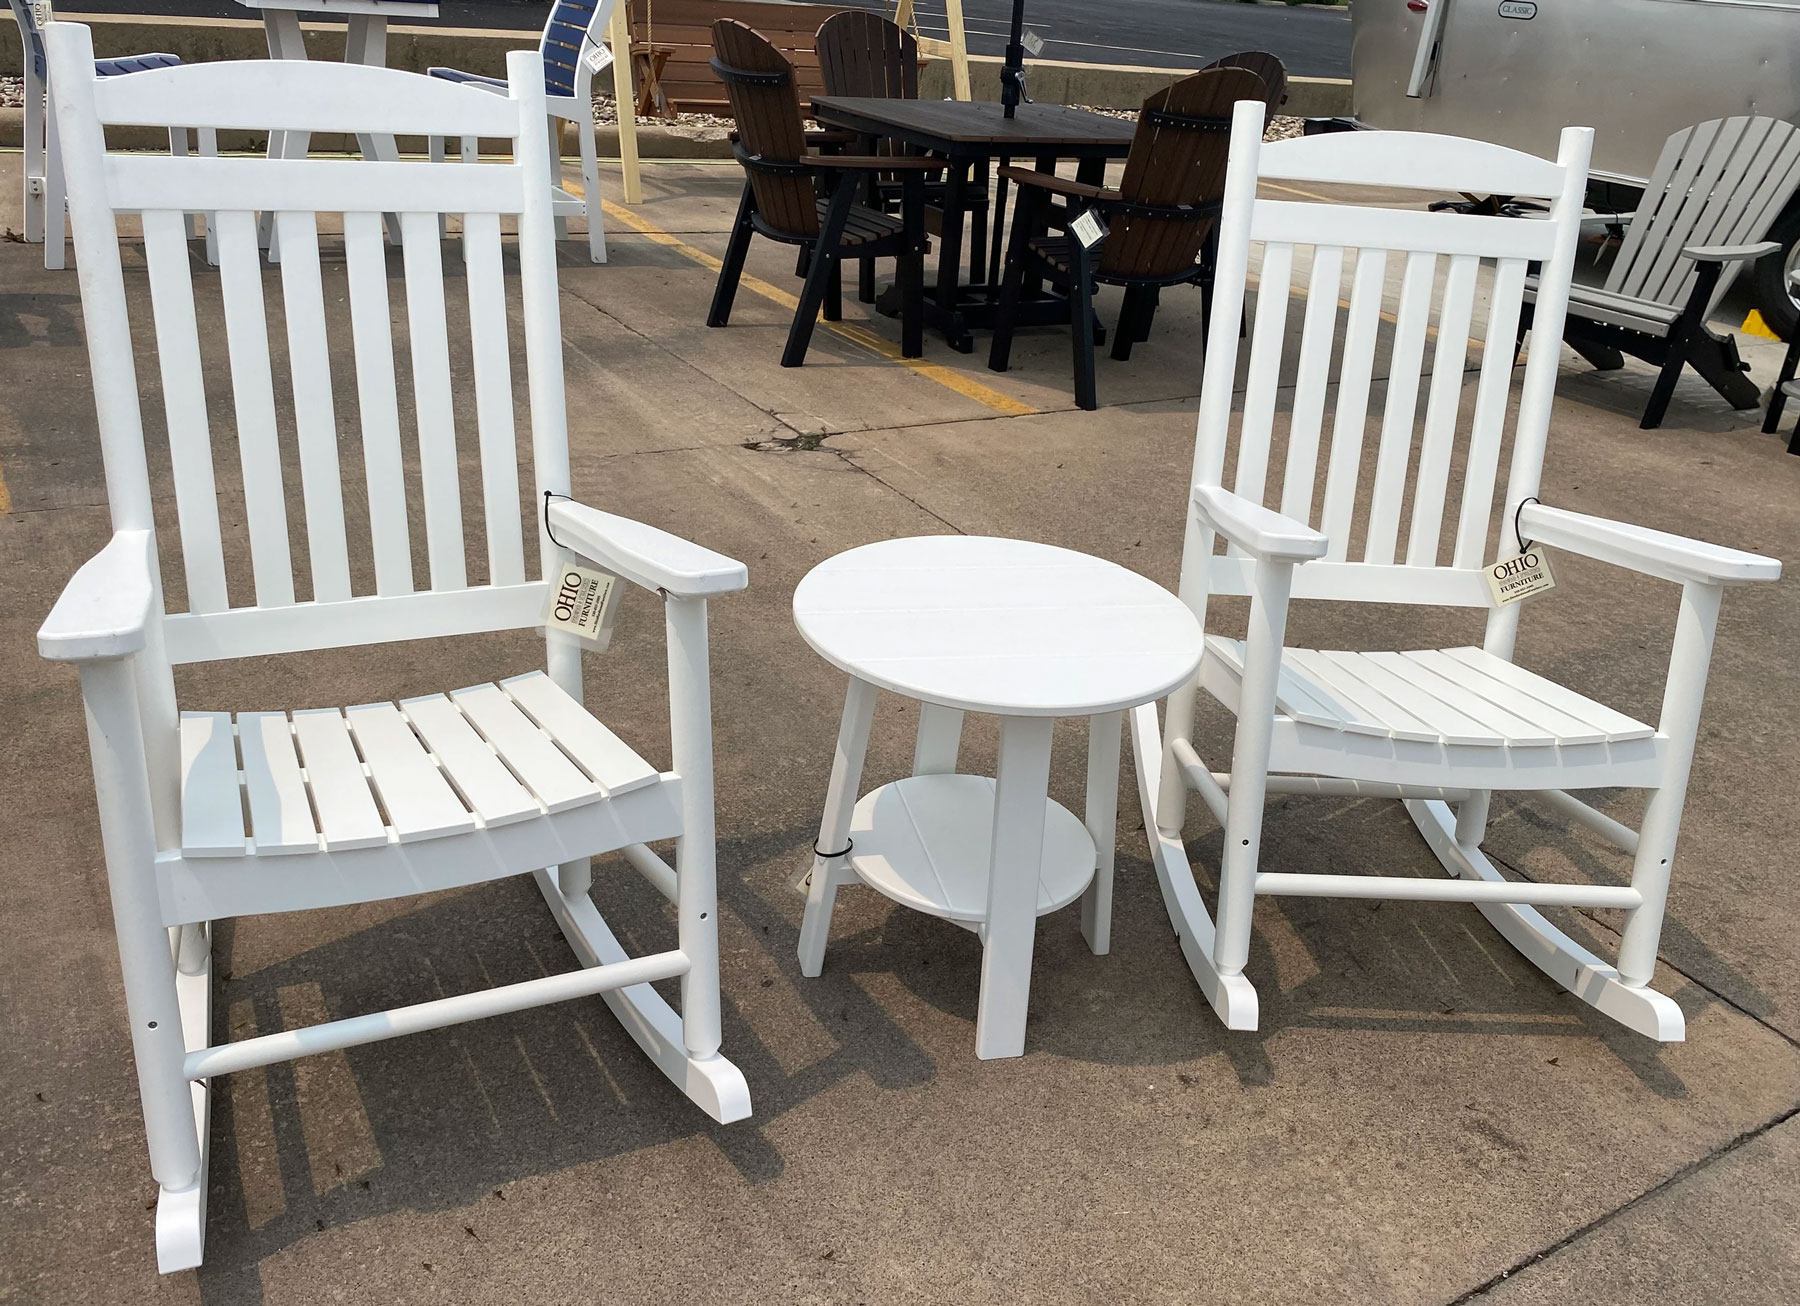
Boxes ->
[1100,67,1262,281]
[1183,105,1591,629]
[711,19,818,239]
[1606,115,1800,317]
[55,45,569,663]
[815,10,919,101]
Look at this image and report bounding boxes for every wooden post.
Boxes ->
[944,0,972,101]
[608,1,642,204]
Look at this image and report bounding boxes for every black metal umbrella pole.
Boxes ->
[1000,0,1026,116]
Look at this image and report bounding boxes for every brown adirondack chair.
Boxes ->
[706,19,931,366]
[1202,49,1287,116]
[814,10,991,302]
[987,66,1267,410]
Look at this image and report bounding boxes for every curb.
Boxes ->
[5,12,1354,119]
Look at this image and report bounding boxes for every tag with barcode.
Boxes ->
[1021,29,1046,57]
[1070,207,1107,250]
[1485,549,1557,607]
[584,43,614,75]
[543,563,622,649]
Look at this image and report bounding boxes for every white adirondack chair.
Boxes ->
[427,0,620,263]
[1135,101,1783,1042]
[38,25,750,1272]
[1527,115,1800,430]
[7,0,216,269]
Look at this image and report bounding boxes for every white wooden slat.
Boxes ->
[105,157,523,219]
[399,210,468,591]
[1438,648,1656,743]
[139,209,229,614]
[343,210,414,596]
[1251,200,1555,262]
[213,209,296,607]
[179,711,245,857]
[1362,250,1437,565]
[1206,557,1492,608]
[273,210,352,603]
[1453,257,1528,569]
[162,582,549,663]
[400,692,540,828]
[92,59,522,138]
[449,681,603,812]
[1279,244,1344,525]
[1406,253,1479,566]
[1636,119,1748,308]
[1285,647,1440,743]
[344,702,477,842]
[461,212,527,587]
[1319,247,1387,561]
[1257,131,1571,200]
[1399,650,1609,745]
[1204,637,1366,733]
[1231,240,1294,520]
[291,709,389,850]
[237,711,320,854]
[1322,650,1494,746]
[1363,651,1557,747]
[501,671,661,796]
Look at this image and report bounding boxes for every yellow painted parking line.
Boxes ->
[0,457,10,514]
[597,198,1038,417]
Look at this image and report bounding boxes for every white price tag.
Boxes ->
[1021,28,1046,58]
[543,562,622,649]
[1485,548,1557,607]
[1070,207,1107,250]
[31,1,54,26]
[584,42,614,75]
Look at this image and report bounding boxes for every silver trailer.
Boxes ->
[1345,0,1800,334]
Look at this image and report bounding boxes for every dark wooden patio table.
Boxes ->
[809,97,1136,351]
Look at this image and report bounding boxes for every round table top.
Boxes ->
[793,536,1204,717]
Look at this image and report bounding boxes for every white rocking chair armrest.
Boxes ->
[1518,503,1782,587]
[547,498,749,598]
[1679,241,1781,264]
[39,529,157,662]
[1192,484,1329,564]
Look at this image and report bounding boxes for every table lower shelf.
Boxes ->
[848,774,1096,924]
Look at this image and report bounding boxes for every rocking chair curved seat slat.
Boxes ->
[1136,101,1781,1046]
[39,26,750,1275]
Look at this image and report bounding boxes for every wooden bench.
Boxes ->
[628,0,852,119]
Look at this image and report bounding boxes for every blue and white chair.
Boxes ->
[8,2,215,268]
[428,0,619,262]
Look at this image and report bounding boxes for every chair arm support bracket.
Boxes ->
[39,529,156,662]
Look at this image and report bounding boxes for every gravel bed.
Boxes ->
[2,75,24,110]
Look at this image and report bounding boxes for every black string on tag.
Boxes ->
[1514,495,1540,555]
[543,489,572,550]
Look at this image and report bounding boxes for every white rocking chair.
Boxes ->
[38,26,750,1273]
[1136,103,1782,1043]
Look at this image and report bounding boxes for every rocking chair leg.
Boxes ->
[707,184,756,329]
[798,677,878,977]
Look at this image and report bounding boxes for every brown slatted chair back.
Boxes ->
[711,18,818,238]
[1203,49,1287,120]
[815,10,919,99]
[1099,67,1266,281]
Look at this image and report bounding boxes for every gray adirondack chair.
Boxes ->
[1522,115,1800,430]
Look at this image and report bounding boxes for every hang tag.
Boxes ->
[1485,548,1558,607]
[542,562,622,650]
[1070,207,1107,249]
[31,1,53,26]
[1021,28,1046,58]
[584,43,614,75]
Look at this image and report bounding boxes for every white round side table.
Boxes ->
[792,535,1204,1059]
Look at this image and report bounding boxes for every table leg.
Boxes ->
[345,15,402,246]
[797,677,878,978]
[986,154,1011,290]
[259,11,309,256]
[933,158,973,353]
[912,703,964,776]
[975,714,1054,1060]
[1080,710,1122,955]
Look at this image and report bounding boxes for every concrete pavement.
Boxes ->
[1,155,1797,1304]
